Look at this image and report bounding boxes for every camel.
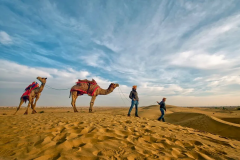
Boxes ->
[14,77,47,115]
[69,79,119,113]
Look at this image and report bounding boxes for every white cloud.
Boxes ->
[207,75,240,87]
[0,59,89,88]
[78,51,111,69]
[0,60,126,106]
[1,1,240,106]
[170,51,230,69]
[0,59,240,106]
[182,14,240,52]
[194,77,203,81]
[94,38,121,53]
[0,31,12,45]
[79,54,101,67]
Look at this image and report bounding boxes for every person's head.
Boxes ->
[162,97,166,102]
[132,85,137,90]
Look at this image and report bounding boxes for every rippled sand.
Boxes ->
[0,106,240,160]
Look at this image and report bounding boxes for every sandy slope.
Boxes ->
[0,107,240,160]
[139,105,240,140]
[220,118,240,125]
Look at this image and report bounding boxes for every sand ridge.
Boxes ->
[140,105,240,140]
[0,107,240,160]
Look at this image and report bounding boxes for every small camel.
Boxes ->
[70,80,119,113]
[14,77,47,115]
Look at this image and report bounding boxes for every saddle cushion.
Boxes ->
[76,79,97,85]
[71,81,99,96]
[21,85,39,102]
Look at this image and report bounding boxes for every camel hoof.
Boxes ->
[74,111,78,113]
[24,112,28,115]
[89,109,93,113]
[32,110,37,114]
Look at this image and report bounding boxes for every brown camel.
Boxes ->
[14,77,47,115]
[70,79,119,113]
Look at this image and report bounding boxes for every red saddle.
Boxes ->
[76,79,97,85]
[21,84,39,102]
[71,79,99,96]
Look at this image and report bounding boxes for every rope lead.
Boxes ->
[45,85,71,90]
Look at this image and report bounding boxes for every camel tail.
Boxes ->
[20,97,27,103]
[69,91,71,98]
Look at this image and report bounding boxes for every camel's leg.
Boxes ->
[89,96,96,113]
[71,91,78,112]
[13,98,24,115]
[24,99,32,115]
[31,102,35,113]
[31,98,34,110]
[32,96,40,114]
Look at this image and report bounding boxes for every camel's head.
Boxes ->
[36,77,47,84]
[109,83,119,89]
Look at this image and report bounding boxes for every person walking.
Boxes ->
[128,85,139,117]
[157,98,167,122]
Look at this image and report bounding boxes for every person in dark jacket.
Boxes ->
[157,98,167,122]
[128,85,139,117]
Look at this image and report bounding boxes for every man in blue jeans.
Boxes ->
[157,98,167,122]
[128,85,139,117]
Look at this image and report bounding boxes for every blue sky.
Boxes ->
[0,0,240,107]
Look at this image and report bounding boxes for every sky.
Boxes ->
[0,0,240,107]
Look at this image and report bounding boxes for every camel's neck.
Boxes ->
[39,83,45,92]
[98,86,115,95]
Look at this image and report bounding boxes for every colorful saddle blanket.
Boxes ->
[21,84,39,102]
[76,79,97,85]
[71,80,99,96]
[25,82,38,91]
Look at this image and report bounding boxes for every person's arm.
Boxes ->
[129,91,133,99]
[163,103,166,111]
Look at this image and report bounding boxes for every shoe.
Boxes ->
[127,114,130,117]
[135,115,140,118]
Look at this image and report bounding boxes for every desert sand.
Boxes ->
[0,105,240,160]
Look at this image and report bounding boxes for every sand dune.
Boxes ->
[0,106,240,160]
[140,105,240,140]
[165,112,240,140]
[220,118,240,125]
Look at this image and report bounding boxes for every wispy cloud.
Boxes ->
[0,0,240,106]
[169,51,230,69]
[0,31,12,45]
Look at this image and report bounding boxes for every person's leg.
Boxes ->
[162,117,165,122]
[158,108,165,121]
[161,108,165,122]
[157,114,162,121]
[135,101,139,116]
[128,100,135,116]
